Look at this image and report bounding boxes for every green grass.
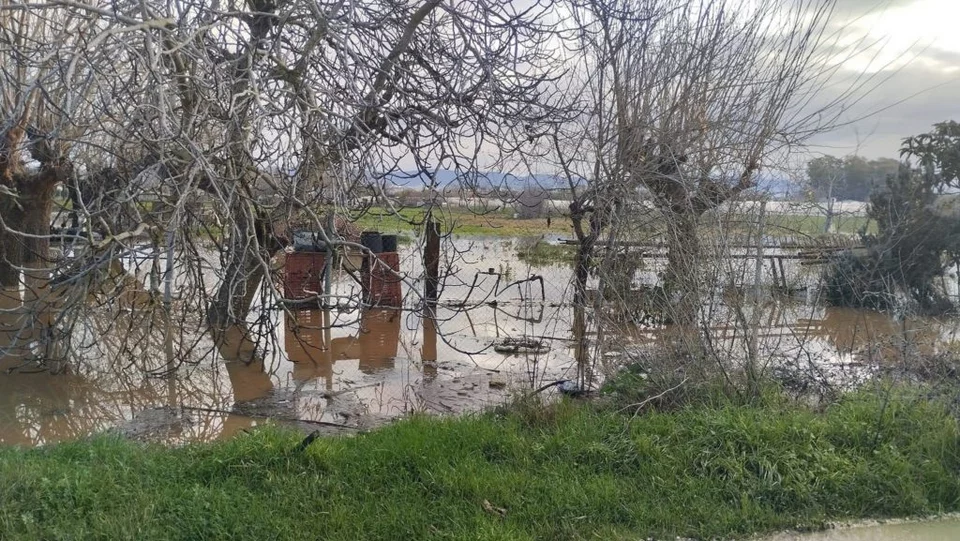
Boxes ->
[0,387,958,540]
[354,206,573,238]
[516,241,576,266]
[353,207,875,242]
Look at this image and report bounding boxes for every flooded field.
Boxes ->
[0,236,958,446]
[0,237,579,445]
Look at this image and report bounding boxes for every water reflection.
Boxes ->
[0,289,573,445]
[617,301,952,364]
[284,309,402,384]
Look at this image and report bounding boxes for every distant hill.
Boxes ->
[377,169,802,198]
[379,170,581,192]
[753,172,805,199]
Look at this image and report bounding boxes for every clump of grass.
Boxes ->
[516,240,576,266]
[0,387,957,540]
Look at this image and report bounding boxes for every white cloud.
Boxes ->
[802,0,960,159]
[830,0,960,73]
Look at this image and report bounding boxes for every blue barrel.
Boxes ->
[381,234,398,253]
[292,230,326,252]
[360,231,383,253]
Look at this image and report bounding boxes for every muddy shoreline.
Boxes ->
[756,514,960,540]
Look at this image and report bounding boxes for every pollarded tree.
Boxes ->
[559,0,865,324]
[0,3,139,322]
[2,0,568,367]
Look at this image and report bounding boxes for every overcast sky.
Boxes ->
[806,0,960,159]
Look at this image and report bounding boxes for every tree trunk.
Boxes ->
[18,171,60,304]
[207,202,276,356]
[0,196,23,290]
[23,170,68,368]
[573,237,595,309]
[0,165,67,365]
[20,177,55,270]
[208,246,265,332]
[571,204,602,387]
[664,211,701,326]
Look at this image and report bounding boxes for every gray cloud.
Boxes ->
[833,0,918,11]
[792,0,960,159]
[806,52,960,159]
[784,0,920,19]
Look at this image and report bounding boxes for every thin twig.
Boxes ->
[619,378,689,418]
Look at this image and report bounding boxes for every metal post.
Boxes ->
[424,216,440,304]
[324,212,334,306]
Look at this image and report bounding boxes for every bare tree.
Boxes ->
[541,0,892,401]
[0,3,146,363]
[554,0,861,314]
[0,0,567,374]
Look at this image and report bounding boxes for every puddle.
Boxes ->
[0,236,959,445]
[762,518,960,540]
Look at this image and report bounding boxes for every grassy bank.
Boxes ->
[353,206,873,241]
[765,214,875,237]
[354,206,574,237]
[1,389,957,540]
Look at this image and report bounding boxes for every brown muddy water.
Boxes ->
[762,517,960,540]
[0,236,958,446]
[0,237,579,445]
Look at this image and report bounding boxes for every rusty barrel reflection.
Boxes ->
[355,309,401,374]
[361,252,402,308]
[285,308,401,379]
[285,309,333,387]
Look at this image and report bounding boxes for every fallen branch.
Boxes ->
[179,405,359,430]
[294,430,321,453]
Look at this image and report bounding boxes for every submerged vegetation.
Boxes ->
[516,240,576,266]
[0,387,957,540]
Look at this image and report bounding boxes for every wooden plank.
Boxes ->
[777,257,788,290]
